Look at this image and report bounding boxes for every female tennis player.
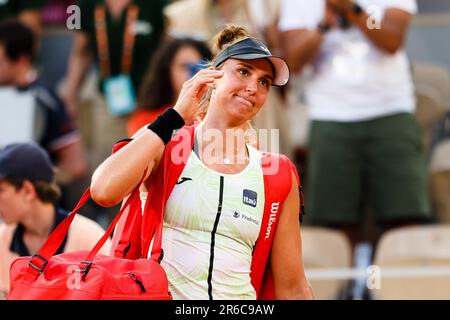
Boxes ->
[91,25,314,300]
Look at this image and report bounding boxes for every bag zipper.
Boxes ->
[128,272,146,293]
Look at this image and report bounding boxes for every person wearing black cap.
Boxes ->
[90,25,313,300]
[0,143,110,299]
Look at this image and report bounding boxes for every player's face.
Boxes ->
[211,58,273,124]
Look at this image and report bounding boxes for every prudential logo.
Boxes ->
[265,202,280,240]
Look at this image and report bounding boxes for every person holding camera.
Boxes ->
[127,38,212,136]
[279,0,431,251]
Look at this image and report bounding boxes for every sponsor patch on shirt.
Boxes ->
[233,211,260,226]
[243,189,257,208]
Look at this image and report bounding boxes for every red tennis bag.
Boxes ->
[7,184,171,300]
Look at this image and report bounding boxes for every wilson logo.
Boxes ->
[265,202,280,239]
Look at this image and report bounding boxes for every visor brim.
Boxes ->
[227,53,290,86]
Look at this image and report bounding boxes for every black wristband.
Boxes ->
[147,108,185,145]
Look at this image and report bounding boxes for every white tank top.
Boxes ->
[141,144,265,300]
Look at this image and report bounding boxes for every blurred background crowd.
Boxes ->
[1,0,450,300]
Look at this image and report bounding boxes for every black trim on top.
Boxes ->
[207,175,224,300]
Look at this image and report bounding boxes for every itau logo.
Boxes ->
[243,189,257,208]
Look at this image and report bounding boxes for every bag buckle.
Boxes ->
[158,249,164,264]
[115,240,131,258]
[29,254,48,275]
[76,261,93,281]
[150,249,164,264]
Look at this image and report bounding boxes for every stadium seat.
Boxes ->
[301,226,352,299]
[371,225,450,300]
[429,139,450,223]
[412,62,450,154]
[414,92,446,155]
[412,62,450,110]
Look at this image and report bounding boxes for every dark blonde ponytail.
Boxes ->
[212,24,250,54]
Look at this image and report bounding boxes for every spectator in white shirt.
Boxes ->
[279,0,431,250]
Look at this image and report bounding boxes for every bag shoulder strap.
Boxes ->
[110,138,142,258]
[26,139,152,279]
[111,126,196,260]
[251,152,298,298]
[26,186,137,279]
[141,125,195,259]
